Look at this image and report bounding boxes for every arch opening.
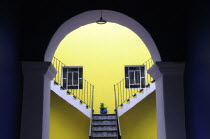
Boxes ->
[44,10,161,62]
[47,10,161,139]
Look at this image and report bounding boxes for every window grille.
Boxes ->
[62,67,83,89]
[125,66,146,89]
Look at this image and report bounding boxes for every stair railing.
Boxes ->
[52,57,94,109]
[89,86,94,139]
[114,58,155,109]
[114,85,122,139]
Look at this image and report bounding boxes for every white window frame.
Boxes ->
[62,66,83,89]
[125,65,146,89]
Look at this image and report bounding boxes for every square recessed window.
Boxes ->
[125,66,145,88]
[62,67,83,89]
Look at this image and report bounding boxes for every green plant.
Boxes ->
[100,103,107,110]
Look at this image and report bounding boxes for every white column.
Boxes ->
[20,62,56,139]
[148,62,186,139]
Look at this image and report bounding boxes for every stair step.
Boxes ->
[91,131,118,137]
[93,115,117,120]
[93,114,116,117]
[92,125,117,131]
[92,121,117,126]
[92,130,118,132]
[91,114,118,138]
[93,119,116,121]
[91,137,117,139]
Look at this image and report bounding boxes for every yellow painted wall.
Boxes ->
[53,22,151,114]
[50,91,90,139]
[50,90,157,139]
[120,91,157,139]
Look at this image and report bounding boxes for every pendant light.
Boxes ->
[96,10,107,24]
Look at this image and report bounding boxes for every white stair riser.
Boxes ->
[118,83,156,117]
[50,81,91,118]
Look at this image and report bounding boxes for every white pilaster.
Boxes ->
[148,62,186,139]
[20,62,56,139]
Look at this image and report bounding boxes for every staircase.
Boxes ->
[114,58,155,117]
[51,57,94,118]
[90,114,120,139]
[51,56,154,138]
[117,82,155,116]
[51,80,93,117]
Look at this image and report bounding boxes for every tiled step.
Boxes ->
[91,114,119,139]
[92,125,117,131]
[93,114,117,120]
[91,131,118,137]
[93,114,116,116]
[92,120,117,126]
[91,137,117,139]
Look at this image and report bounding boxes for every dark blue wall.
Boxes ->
[0,1,22,139]
[185,1,210,139]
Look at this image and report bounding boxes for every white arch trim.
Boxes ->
[44,10,161,62]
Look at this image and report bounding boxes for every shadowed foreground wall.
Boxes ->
[50,91,89,139]
[120,91,157,139]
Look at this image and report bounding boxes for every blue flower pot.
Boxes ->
[100,109,107,114]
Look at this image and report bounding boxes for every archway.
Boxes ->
[21,10,186,139]
[45,10,161,139]
[50,22,157,138]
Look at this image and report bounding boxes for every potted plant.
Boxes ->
[100,103,108,114]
